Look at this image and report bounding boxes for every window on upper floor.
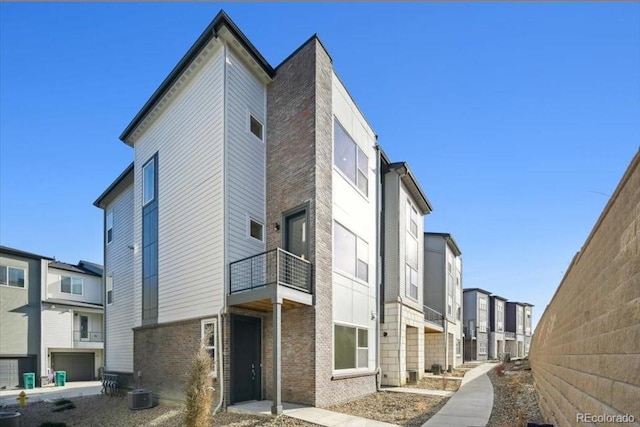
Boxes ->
[106,274,113,305]
[248,218,264,242]
[334,119,368,196]
[249,114,263,141]
[0,265,26,288]
[405,264,418,300]
[106,210,114,244]
[61,276,83,295]
[456,338,461,355]
[202,318,217,377]
[143,157,155,206]
[334,324,368,370]
[407,200,418,238]
[334,221,368,282]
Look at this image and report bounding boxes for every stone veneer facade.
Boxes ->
[529,151,640,426]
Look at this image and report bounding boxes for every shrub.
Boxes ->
[495,363,505,377]
[184,333,214,427]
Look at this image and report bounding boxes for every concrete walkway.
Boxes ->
[0,381,102,407]
[382,387,454,397]
[229,400,399,427]
[422,362,497,427]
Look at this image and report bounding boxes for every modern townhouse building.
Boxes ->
[41,260,104,382]
[0,246,51,389]
[0,246,103,389]
[462,288,491,361]
[488,294,507,360]
[93,10,444,413]
[505,301,526,358]
[380,156,433,386]
[423,233,464,372]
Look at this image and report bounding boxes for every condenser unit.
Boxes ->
[128,389,153,410]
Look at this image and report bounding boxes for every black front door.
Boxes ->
[284,209,308,259]
[231,315,261,403]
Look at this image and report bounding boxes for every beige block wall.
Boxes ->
[381,302,425,386]
[529,151,640,427]
[424,332,446,369]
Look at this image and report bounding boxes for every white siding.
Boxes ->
[331,72,378,371]
[225,47,266,263]
[132,41,226,326]
[42,308,73,349]
[105,183,134,371]
[46,268,101,305]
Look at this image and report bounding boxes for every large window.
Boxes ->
[143,158,155,206]
[334,119,368,196]
[334,222,368,281]
[202,319,217,377]
[405,265,418,299]
[478,296,487,332]
[334,324,368,370]
[497,302,503,331]
[0,265,25,288]
[61,276,83,295]
[106,210,114,244]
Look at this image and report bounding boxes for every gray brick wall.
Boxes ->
[529,151,640,426]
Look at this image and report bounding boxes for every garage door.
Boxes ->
[51,353,94,381]
[0,357,36,389]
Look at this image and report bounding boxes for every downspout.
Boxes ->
[374,143,381,391]
[214,33,226,415]
[396,171,403,386]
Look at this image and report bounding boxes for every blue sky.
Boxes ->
[1,3,638,329]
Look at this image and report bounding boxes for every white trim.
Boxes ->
[246,215,265,242]
[142,157,155,207]
[60,275,83,296]
[246,108,264,142]
[0,265,27,289]
[201,318,218,378]
[106,209,114,245]
[106,274,113,306]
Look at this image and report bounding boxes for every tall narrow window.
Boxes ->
[334,119,368,196]
[106,210,114,244]
[407,200,418,238]
[202,319,217,376]
[405,265,418,299]
[143,158,155,206]
[106,274,113,305]
[142,154,158,324]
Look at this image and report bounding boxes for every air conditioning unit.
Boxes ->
[128,389,153,410]
[407,370,418,384]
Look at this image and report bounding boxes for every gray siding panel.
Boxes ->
[225,47,266,263]
[105,184,134,372]
[383,173,399,302]
[423,236,445,314]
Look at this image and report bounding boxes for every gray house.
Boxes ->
[462,288,491,361]
[489,294,507,360]
[505,301,526,358]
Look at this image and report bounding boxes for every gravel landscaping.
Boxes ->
[4,395,318,427]
[404,376,461,392]
[327,391,448,427]
[487,360,546,427]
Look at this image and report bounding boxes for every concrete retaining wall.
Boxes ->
[529,151,640,426]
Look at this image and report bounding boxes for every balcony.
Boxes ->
[423,305,444,332]
[228,248,313,311]
[505,331,516,340]
[73,330,103,349]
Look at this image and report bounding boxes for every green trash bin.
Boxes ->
[55,371,67,387]
[23,373,35,389]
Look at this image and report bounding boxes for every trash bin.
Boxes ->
[23,373,35,389]
[431,364,442,375]
[0,412,22,427]
[55,371,67,387]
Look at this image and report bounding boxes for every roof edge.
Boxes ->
[389,162,433,214]
[0,245,54,261]
[94,162,134,208]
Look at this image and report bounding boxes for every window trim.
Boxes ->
[201,318,217,377]
[0,265,27,289]
[61,275,83,296]
[247,110,264,142]
[405,264,418,300]
[333,322,369,372]
[333,118,369,198]
[142,157,156,207]
[247,216,265,242]
[106,209,114,244]
[106,274,113,306]
[407,199,419,238]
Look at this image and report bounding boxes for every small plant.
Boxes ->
[184,332,214,427]
[495,363,505,377]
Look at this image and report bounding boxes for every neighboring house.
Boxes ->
[489,294,507,360]
[41,260,104,382]
[93,10,427,412]
[522,303,533,355]
[505,301,526,358]
[423,233,464,371]
[462,288,491,361]
[0,246,103,389]
[0,246,52,389]
[380,157,433,386]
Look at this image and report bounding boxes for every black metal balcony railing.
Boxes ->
[229,248,312,294]
[74,330,103,342]
[423,305,444,327]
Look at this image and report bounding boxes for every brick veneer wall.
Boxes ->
[134,317,220,404]
[529,151,640,426]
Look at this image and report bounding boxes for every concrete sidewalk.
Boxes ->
[382,387,454,397]
[0,381,102,407]
[229,400,399,427]
[422,362,497,427]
